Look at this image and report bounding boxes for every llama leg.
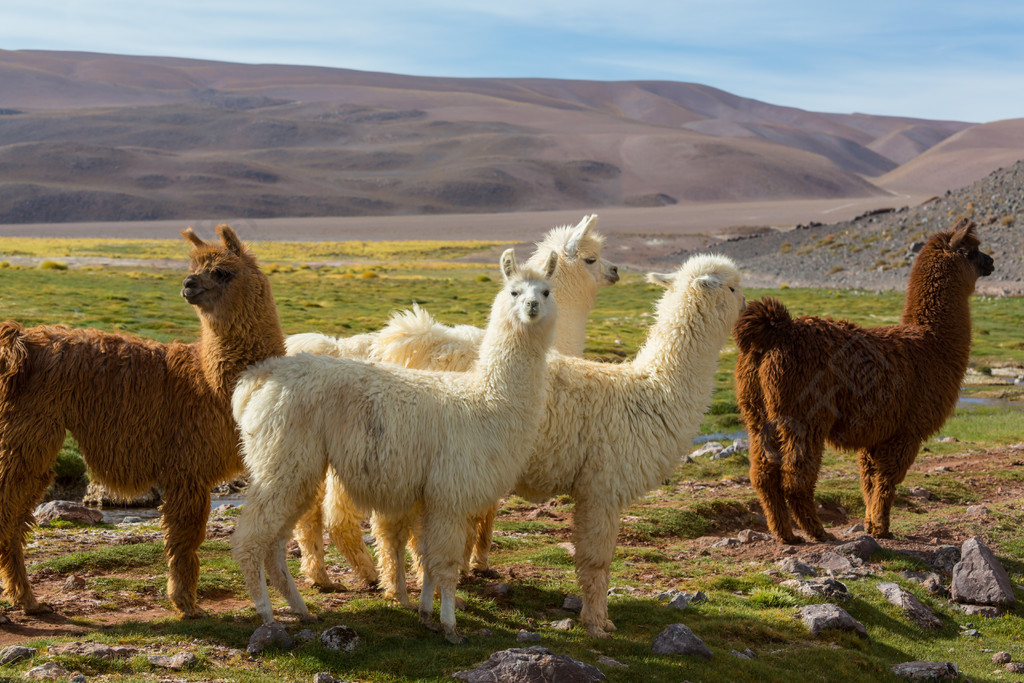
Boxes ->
[572,499,620,638]
[372,511,413,607]
[232,503,277,624]
[418,512,466,644]
[857,448,878,531]
[264,537,315,622]
[295,479,339,591]
[749,435,800,544]
[0,426,62,614]
[324,469,379,587]
[468,504,498,577]
[160,483,211,618]
[782,440,832,542]
[864,438,919,539]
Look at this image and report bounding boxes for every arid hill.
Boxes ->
[0,50,1020,225]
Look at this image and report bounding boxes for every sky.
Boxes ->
[4,0,1024,123]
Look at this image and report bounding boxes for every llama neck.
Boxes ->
[901,261,974,350]
[199,283,285,398]
[633,294,726,389]
[476,314,553,399]
[551,302,590,357]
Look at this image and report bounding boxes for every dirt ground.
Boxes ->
[3,444,1021,648]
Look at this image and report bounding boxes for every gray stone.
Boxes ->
[731,648,757,659]
[876,582,941,629]
[993,651,1012,664]
[797,603,868,638]
[835,535,882,561]
[1006,662,1024,674]
[517,630,542,642]
[951,537,1017,607]
[247,623,293,655]
[891,661,959,680]
[899,571,948,596]
[732,438,750,452]
[777,557,816,577]
[965,505,989,517]
[960,629,980,637]
[596,655,627,668]
[844,523,866,534]
[931,545,961,572]
[62,575,86,592]
[667,591,707,610]
[690,442,724,458]
[147,652,197,670]
[958,603,1002,617]
[0,645,36,665]
[562,595,583,612]
[320,625,359,652]
[69,674,86,683]
[33,501,103,526]
[651,623,713,659]
[453,646,606,682]
[736,529,771,543]
[25,662,70,680]
[781,577,850,601]
[48,642,134,659]
[550,618,573,631]
[710,445,738,460]
[295,629,317,642]
[313,674,335,683]
[803,550,859,572]
[711,537,740,548]
[906,486,931,500]
[121,516,144,524]
[476,628,493,637]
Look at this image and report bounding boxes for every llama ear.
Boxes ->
[565,214,598,258]
[543,250,558,279]
[949,216,976,250]
[181,227,207,248]
[217,224,246,256]
[500,248,518,281]
[646,272,675,288]
[694,273,724,290]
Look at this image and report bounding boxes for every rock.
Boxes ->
[313,674,335,683]
[606,586,638,597]
[876,582,941,629]
[712,537,740,549]
[48,642,134,659]
[320,625,359,652]
[736,529,771,543]
[69,674,86,683]
[951,537,1017,608]
[781,577,850,601]
[82,482,161,507]
[802,550,859,572]
[710,445,738,460]
[731,648,756,659]
[651,623,713,659]
[247,623,293,655]
[835,536,882,561]
[596,655,627,668]
[485,582,510,596]
[891,661,959,680]
[476,628,494,638]
[796,604,868,638]
[0,645,36,665]
[562,595,582,612]
[517,630,542,642]
[33,501,104,526]
[62,575,86,592]
[905,486,931,500]
[690,441,724,458]
[121,516,144,524]
[993,651,1012,664]
[960,628,980,637]
[957,604,1001,617]
[453,646,606,682]
[25,662,70,680]
[899,571,948,596]
[147,652,198,670]
[1006,662,1024,674]
[295,629,317,642]
[732,438,750,452]
[931,546,961,572]
[551,618,573,630]
[777,557,817,577]
[965,505,989,517]
[844,523,866,534]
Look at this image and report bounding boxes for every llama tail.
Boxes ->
[0,321,29,400]
[733,297,792,355]
[373,304,440,367]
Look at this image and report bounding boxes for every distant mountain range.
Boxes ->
[1,49,1022,224]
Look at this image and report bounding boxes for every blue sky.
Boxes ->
[4,0,1023,123]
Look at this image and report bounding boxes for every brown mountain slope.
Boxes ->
[0,49,993,223]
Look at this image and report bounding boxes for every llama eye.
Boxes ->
[584,257,597,265]
[213,267,234,281]
[543,289,550,297]
[511,290,520,297]
[729,286,735,292]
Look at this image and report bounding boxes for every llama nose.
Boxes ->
[181,275,204,301]
[608,265,619,283]
[527,300,539,317]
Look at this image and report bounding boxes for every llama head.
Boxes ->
[498,248,559,329]
[650,253,744,335]
[180,224,271,326]
[530,214,618,299]
[917,216,994,294]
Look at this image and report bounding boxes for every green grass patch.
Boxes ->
[31,542,166,574]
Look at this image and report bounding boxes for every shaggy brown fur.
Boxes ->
[734,217,994,543]
[0,225,284,617]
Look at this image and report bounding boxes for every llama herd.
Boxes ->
[0,214,994,647]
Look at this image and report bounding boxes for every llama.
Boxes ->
[289,214,618,592]
[0,225,284,618]
[230,249,559,644]
[372,254,743,636]
[734,217,994,543]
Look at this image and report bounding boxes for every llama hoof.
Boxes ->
[180,606,207,620]
[813,531,837,542]
[444,628,467,645]
[313,581,349,594]
[298,612,319,624]
[24,602,54,616]
[471,567,500,579]
[779,534,804,545]
[585,625,612,639]
[603,619,617,632]
[418,613,441,632]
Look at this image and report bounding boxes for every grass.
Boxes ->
[2,237,1024,682]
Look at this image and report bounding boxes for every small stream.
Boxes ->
[100,495,246,524]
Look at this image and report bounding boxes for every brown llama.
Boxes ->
[0,225,284,617]
[734,217,993,543]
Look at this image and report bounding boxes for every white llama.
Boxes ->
[372,254,743,636]
[289,214,617,592]
[231,249,559,644]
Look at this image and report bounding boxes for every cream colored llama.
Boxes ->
[231,249,559,644]
[289,214,617,592]
[373,254,743,637]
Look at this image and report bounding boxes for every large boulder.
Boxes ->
[453,647,606,682]
[950,537,1016,608]
[891,661,959,680]
[33,500,103,526]
[651,623,713,659]
[797,603,868,638]
[877,582,941,629]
